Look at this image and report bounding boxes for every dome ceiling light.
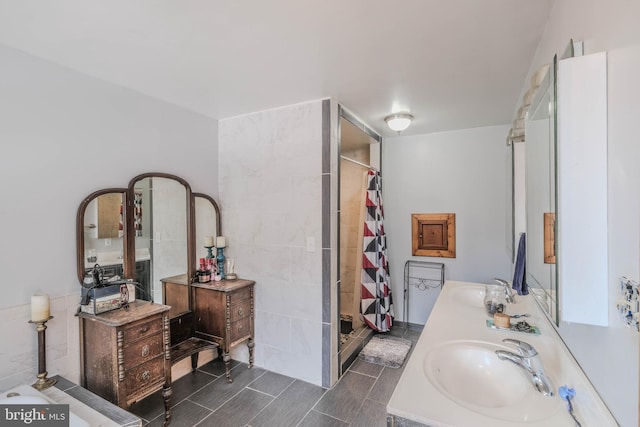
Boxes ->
[385,113,414,132]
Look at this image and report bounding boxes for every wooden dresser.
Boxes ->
[191,279,255,382]
[79,301,172,426]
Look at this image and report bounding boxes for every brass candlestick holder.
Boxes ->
[29,316,57,390]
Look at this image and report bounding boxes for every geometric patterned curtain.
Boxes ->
[360,169,394,332]
[133,190,143,237]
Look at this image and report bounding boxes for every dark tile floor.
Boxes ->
[131,324,423,427]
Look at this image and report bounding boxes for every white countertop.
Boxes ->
[387,280,617,426]
[84,249,150,270]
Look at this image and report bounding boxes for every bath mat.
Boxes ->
[358,335,412,368]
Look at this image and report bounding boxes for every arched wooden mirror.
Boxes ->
[194,193,221,261]
[76,189,128,289]
[76,174,221,304]
[126,173,193,303]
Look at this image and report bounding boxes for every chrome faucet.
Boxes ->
[493,277,516,304]
[495,338,554,396]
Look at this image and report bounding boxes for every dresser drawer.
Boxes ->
[123,333,164,369]
[229,317,251,343]
[125,356,165,396]
[228,286,252,304]
[229,300,251,323]
[123,315,163,342]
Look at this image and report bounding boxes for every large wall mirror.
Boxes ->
[525,56,558,324]
[76,173,220,305]
[128,174,192,303]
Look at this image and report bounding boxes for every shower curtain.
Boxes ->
[361,169,394,332]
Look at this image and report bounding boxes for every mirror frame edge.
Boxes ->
[193,192,222,237]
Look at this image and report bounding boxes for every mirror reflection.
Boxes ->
[132,176,189,303]
[194,193,221,261]
[525,56,558,323]
[81,191,126,283]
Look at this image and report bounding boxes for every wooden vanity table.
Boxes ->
[79,301,172,426]
[76,173,233,425]
[163,275,255,382]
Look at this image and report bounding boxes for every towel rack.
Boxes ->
[403,260,445,326]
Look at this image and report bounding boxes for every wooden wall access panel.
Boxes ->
[543,212,556,264]
[411,213,456,258]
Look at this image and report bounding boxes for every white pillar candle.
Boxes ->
[216,236,226,248]
[31,294,50,322]
[204,236,214,247]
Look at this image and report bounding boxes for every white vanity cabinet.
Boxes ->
[386,281,617,426]
[557,52,608,326]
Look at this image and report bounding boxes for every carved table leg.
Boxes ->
[162,383,172,427]
[247,338,255,368]
[223,351,232,383]
[190,352,199,372]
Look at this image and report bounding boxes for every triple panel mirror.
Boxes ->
[76,173,220,303]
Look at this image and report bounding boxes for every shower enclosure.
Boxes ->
[338,109,382,370]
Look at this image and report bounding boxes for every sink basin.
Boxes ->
[447,285,485,308]
[424,340,562,422]
[424,340,528,407]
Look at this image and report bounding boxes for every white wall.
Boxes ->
[383,125,513,324]
[218,100,325,385]
[0,44,218,389]
[513,1,640,424]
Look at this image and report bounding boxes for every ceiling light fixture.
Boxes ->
[385,113,414,132]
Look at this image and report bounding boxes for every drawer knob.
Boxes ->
[139,326,150,335]
[141,370,151,381]
[237,307,244,316]
[141,345,150,357]
[237,324,244,332]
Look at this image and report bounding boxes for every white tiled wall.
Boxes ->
[218,100,325,385]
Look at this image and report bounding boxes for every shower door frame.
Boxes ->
[336,105,383,377]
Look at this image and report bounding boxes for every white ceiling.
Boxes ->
[0,0,553,137]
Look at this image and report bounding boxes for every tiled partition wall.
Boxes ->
[218,99,331,386]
